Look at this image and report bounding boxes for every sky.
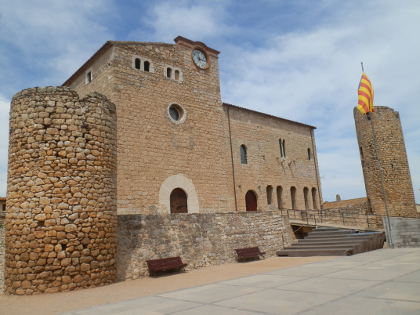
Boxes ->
[0,0,419,203]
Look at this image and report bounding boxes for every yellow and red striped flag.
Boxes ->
[357,72,374,114]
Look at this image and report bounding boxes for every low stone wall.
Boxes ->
[384,217,420,247]
[117,211,294,280]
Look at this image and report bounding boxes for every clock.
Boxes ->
[192,49,208,69]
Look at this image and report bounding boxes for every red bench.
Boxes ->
[146,256,187,276]
[235,247,266,262]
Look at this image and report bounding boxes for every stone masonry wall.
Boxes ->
[68,41,236,215]
[354,107,417,218]
[227,105,321,212]
[5,87,117,295]
[0,216,4,293]
[65,39,321,216]
[117,211,294,280]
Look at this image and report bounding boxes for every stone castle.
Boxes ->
[2,36,418,295]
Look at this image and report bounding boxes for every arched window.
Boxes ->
[240,145,247,164]
[170,188,188,213]
[290,186,296,209]
[245,190,257,211]
[175,70,180,81]
[266,185,273,205]
[303,187,309,210]
[134,58,141,69]
[166,67,172,78]
[307,148,311,160]
[276,186,283,209]
[144,60,150,72]
[311,187,318,210]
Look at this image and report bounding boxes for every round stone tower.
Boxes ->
[5,87,117,294]
[354,106,417,218]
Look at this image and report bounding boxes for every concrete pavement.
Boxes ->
[63,248,420,315]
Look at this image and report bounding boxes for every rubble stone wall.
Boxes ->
[117,211,294,280]
[0,217,4,293]
[354,107,417,218]
[5,87,117,295]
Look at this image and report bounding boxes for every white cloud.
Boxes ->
[221,0,420,202]
[131,0,233,42]
[0,0,114,83]
[0,0,115,195]
[0,94,9,196]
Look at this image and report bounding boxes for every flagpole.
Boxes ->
[361,62,365,72]
[366,111,393,247]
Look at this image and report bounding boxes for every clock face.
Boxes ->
[192,49,208,69]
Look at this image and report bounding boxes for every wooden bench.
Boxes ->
[146,256,187,276]
[235,247,266,262]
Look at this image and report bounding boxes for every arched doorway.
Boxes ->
[245,190,257,211]
[170,188,188,213]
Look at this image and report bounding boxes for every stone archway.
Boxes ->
[245,190,257,211]
[158,174,199,214]
[170,188,188,213]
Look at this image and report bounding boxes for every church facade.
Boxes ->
[64,36,322,215]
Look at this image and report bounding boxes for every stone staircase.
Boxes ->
[277,227,385,257]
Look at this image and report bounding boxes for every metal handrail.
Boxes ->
[280,208,384,229]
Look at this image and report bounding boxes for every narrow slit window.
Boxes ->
[307,148,311,160]
[282,140,286,157]
[135,58,141,69]
[144,61,150,72]
[240,145,247,164]
[279,139,283,158]
[175,70,180,81]
[86,71,92,83]
[166,67,172,78]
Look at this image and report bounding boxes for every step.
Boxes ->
[277,248,353,257]
[296,240,366,246]
[287,243,360,248]
[308,230,358,236]
[284,244,356,250]
[305,235,374,240]
[310,229,357,233]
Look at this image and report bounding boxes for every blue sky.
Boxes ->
[0,0,419,203]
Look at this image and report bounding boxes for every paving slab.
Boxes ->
[171,304,259,315]
[158,283,259,304]
[300,296,420,315]
[222,274,305,288]
[356,281,420,302]
[60,248,420,315]
[63,296,201,315]
[397,270,420,283]
[276,277,381,295]
[215,288,339,315]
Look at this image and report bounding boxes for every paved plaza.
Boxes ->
[63,248,420,315]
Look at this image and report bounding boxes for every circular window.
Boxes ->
[167,104,186,123]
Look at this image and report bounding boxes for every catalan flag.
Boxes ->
[357,73,374,114]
